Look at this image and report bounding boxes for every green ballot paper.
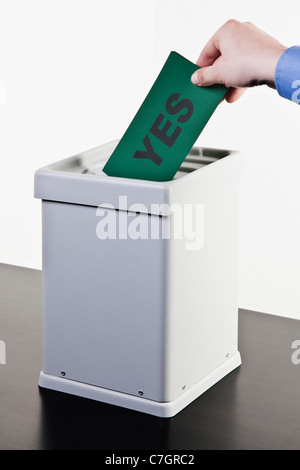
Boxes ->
[103,51,227,182]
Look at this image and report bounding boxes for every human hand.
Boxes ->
[191,19,287,102]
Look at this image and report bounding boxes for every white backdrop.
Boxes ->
[1,0,300,320]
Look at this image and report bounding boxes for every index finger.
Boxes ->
[196,34,221,67]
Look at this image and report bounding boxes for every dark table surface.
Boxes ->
[0,262,300,450]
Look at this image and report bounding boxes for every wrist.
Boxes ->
[264,45,288,85]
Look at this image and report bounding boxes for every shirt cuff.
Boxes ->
[275,45,300,103]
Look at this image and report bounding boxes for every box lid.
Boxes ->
[34,140,241,215]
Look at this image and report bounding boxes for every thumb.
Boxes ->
[191,63,224,87]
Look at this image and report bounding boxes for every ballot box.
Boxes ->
[34,140,243,417]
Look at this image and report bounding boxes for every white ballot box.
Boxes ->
[34,140,243,417]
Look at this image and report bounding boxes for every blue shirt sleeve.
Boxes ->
[275,46,300,104]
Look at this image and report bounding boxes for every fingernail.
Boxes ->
[191,71,200,85]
